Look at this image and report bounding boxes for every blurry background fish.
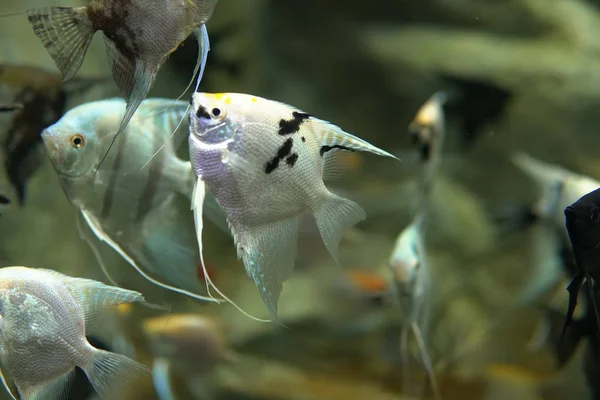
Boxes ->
[1,0,600,399]
[0,64,106,205]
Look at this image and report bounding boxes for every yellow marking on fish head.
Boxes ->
[210,93,233,105]
[414,98,440,127]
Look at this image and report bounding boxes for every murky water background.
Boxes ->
[1,1,598,399]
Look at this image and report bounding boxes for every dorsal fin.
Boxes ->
[311,117,399,160]
[39,268,145,325]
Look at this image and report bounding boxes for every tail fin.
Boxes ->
[26,7,95,81]
[314,194,366,263]
[83,348,148,398]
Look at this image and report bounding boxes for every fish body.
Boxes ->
[143,314,232,400]
[0,266,147,399]
[562,187,600,374]
[510,153,599,236]
[388,216,440,400]
[41,98,220,303]
[143,314,231,373]
[26,0,218,141]
[188,92,398,319]
[0,64,104,205]
[408,91,447,202]
[389,218,428,318]
[386,92,444,399]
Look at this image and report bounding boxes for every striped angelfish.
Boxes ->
[41,98,226,303]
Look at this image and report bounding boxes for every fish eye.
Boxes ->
[70,134,85,149]
[210,107,226,121]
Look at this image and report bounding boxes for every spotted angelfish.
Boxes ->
[188,92,398,320]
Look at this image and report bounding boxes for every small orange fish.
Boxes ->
[345,270,388,294]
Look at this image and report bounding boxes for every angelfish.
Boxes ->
[143,314,234,400]
[41,98,225,304]
[0,266,148,400]
[387,92,446,400]
[25,0,218,150]
[188,92,399,320]
[564,188,600,338]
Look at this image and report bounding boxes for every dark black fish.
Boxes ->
[543,283,600,398]
[25,0,218,154]
[564,188,600,343]
[0,64,103,205]
[439,74,512,147]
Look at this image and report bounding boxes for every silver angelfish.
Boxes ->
[387,91,447,400]
[41,98,225,304]
[188,92,399,321]
[0,266,148,400]
[25,0,218,146]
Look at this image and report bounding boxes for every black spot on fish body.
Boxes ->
[0,195,9,205]
[196,105,211,119]
[265,138,294,174]
[301,137,306,143]
[286,153,298,167]
[319,145,355,157]
[87,0,140,59]
[278,112,311,136]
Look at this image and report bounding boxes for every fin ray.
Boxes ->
[80,209,219,303]
[21,369,75,400]
[83,349,148,399]
[232,217,299,320]
[37,266,145,326]
[314,194,366,263]
[311,118,399,160]
[26,7,94,80]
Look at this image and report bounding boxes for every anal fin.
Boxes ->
[233,217,300,321]
[19,369,74,400]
